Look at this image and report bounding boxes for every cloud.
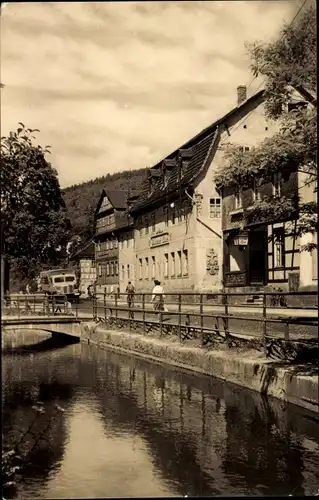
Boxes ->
[1,1,299,187]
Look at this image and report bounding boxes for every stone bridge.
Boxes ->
[1,315,94,340]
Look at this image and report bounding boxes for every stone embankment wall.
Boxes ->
[81,323,319,414]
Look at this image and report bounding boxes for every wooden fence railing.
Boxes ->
[1,294,74,318]
[91,291,318,357]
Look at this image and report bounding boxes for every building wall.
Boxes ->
[298,171,318,287]
[133,197,197,293]
[79,258,96,295]
[95,239,119,292]
[118,229,136,292]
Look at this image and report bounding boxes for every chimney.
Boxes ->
[237,85,247,106]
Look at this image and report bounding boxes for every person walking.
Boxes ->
[151,279,165,322]
[126,281,135,319]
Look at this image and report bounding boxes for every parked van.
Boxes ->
[38,269,80,301]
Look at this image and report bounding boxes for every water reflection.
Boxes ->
[2,335,319,498]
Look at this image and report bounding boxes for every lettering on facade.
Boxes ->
[225,272,246,286]
[150,232,170,248]
[206,249,219,276]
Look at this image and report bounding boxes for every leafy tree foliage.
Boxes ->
[247,4,316,119]
[1,125,71,285]
[215,5,317,250]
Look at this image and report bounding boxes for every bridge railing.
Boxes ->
[1,293,74,318]
[91,290,318,360]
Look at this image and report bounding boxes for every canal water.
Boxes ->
[2,331,319,498]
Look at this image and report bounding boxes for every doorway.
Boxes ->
[248,228,267,285]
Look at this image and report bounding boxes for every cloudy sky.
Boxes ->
[1,1,302,187]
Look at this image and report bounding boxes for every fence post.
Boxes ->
[52,295,56,315]
[223,291,229,345]
[93,293,96,320]
[17,295,20,319]
[159,309,163,336]
[142,294,146,333]
[178,293,182,343]
[284,321,289,342]
[33,295,36,314]
[75,295,78,319]
[262,292,267,356]
[200,293,204,347]
[104,287,107,322]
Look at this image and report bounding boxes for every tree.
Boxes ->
[1,125,72,286]
[214,4,317,250]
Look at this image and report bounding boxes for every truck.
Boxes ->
[38,268,80,302]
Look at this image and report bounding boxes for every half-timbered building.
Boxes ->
[219,88,317,291]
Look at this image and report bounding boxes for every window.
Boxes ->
[183,249,189,276]
[234,189,243,209]
[127,264,130,280]
[54,277,64,283]
[98,264,102,277]
[170,252,175,277]
[115,262,119,276]
[239,146,250,153]
[151,256,156,279]
[164,253,169,278]
[273,173,283,197]
[209,198,221,218]
[145,215,149,234]
[106,240,109,250]
[121,265,125,280]
[252,178,261,202]
[139,258,143,280]
[145,257,149,279]
[151,213,156,232]
[114,239,118,249]
[110,262,114,276]
[273,228,285,268]
[177,251,182,277]
[110,239,114,250]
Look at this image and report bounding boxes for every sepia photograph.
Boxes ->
[1,0,318,498]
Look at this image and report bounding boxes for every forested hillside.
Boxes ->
[63,168,147,243]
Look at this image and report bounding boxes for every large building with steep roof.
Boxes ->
[128,86,276,293]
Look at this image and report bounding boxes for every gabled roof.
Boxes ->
[95,188,141,215]
[130,89,265,214]
[70,240,95,261]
